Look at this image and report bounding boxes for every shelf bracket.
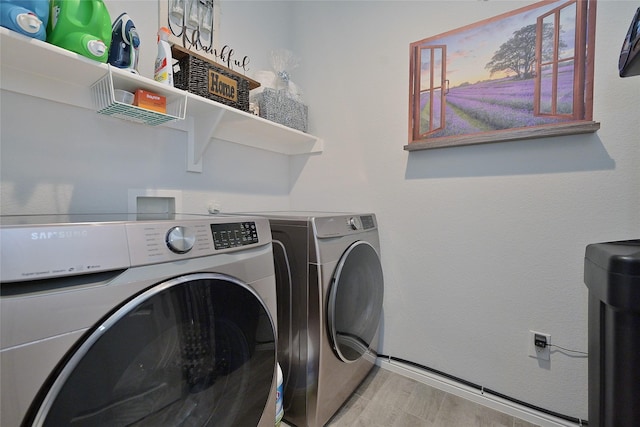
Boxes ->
[186,109,226,172]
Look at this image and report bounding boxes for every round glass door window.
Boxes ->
[30,273,276,427]
[327,241,384,363]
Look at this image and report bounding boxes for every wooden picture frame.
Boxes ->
[407,0,599,151]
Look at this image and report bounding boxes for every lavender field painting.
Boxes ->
[425,62,575,138]
[411,0,590,143]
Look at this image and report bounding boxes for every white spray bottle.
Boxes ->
[154,27,173,85]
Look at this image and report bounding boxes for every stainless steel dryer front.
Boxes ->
[251,212,384,427]
[1,214,278,427]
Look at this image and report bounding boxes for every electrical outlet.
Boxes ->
[528,330,551,361]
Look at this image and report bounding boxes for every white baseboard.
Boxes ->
[376,358,585,427]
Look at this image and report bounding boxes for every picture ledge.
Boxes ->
[404,121,601,152]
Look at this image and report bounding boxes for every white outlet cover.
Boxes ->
[207,200,221,214]
[528,330,551,361]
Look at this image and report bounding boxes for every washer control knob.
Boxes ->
[348,217,361,230]
[166,226,196,254]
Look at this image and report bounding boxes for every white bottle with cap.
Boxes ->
[154,27,173,85]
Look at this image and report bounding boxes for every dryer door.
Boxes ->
[327,241,384,363]
[28,273,276,427]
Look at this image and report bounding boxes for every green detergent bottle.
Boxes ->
[47,0,112,63]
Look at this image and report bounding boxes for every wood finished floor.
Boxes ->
[284,366,539,427]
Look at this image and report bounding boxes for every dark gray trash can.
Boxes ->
[584,239,640,427]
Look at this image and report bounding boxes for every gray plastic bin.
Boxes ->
[584,239,640,427]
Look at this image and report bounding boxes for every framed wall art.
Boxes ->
[407,0,599,151]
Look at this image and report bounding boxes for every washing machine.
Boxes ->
[246,212,384,427]
[0,213,278,427]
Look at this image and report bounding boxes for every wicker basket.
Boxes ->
[253,88,308,132]
[171,45,259,112]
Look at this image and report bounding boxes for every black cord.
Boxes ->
[548,343,588,355]
[378,354,589,426]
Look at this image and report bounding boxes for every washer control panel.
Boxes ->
[314,214,377,238]
[128,220,261,265]
[0,215,269,282]
[210,221,258,249]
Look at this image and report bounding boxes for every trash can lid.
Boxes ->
[585,240,640,276]
[584,239,640,310]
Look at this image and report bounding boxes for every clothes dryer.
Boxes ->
[1,214,278,427]
[248,212,384,427]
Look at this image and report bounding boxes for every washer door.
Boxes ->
[29,273,276,427]
[327,241,384,363]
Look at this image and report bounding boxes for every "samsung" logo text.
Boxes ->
[31,230,88,240]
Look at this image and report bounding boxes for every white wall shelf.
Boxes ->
[0,28,323,172]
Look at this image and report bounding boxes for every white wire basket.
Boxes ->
[91,68,187,126]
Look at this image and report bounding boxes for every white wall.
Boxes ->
[1,0,638,421]
[287,0,640,420]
